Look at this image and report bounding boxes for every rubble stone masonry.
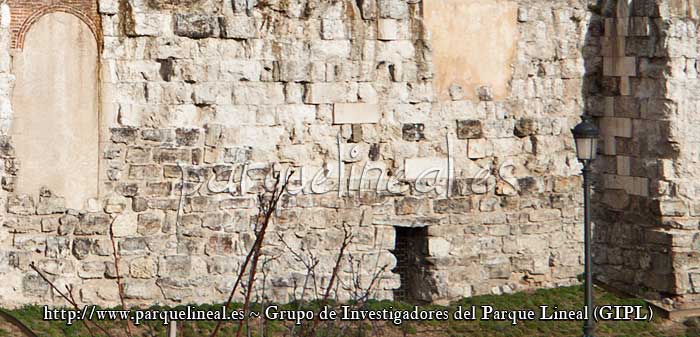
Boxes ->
[1,0,689,311]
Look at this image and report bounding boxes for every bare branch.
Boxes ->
[109,216,134,337]
[29,263,113,337]
[308,222,353,336]
[211,169,292,337]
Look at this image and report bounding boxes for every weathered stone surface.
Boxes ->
[405,157,448,180]
[72,239,93,260]
[74,214,110,236]
[58,215,78,235]
[402,123,425,141]
[79,261,106,279]
[0,0,638,309]
[8,195,34,215]
[456,120,483,139]
[130,256,157,279]
[158,255,192,278]
[112,213,138,237]
[123,280,160,300]
[514,118,539,138]
[23,273,49,296]
[120,238,148,255]
[220,15,257,39]
[174,13,219,39]
[137,213,163,235]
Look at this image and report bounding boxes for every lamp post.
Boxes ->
[572,116,599,337]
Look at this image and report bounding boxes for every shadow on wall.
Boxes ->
[584,0,681,305]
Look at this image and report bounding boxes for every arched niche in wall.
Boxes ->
[10,11,99,209]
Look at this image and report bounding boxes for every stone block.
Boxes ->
[138,213,163,235]
[127,13,167,37]
[630,17,651,36]
[233,83,285,105]
[174,13,220,39]
[402,123,425,141]
[603,56,636,77]
[41,217,60,233]
[123,280,160,300]
[456,120,483,139]
[395,197,430,215]
[8,195,35,215]
[158,256,192,278]
[377,19,399,40]
[492,138,523,157]
[129,165,162,180]
[467,139,493,159]
[126,147,151,164]
[46,237,71,258]
[305,83,349,104]
[616,156,631,176]
[602,136,616,155]
[205,235,235,255]
[23,273,49,296]
[321,19,346,39]
[104,196,128,214]
[220,60,262,81]
[433,198,472,213]
[378,0,409,19]
[659,200,688,216]
[310,40,352,61]
[72,239,93,260]
[193,83,231,105]
[514,118,539,137]
[600,117,632,138]
[98,0,119,14]
[220,15,258,39]
[528,209,561,222]
[405,157,448,180]
[113,213,138,237]
[79,261,106,279]
[333,103,381,124]
[358,0,377,19]
[75,214,110,236]
[153,148,192,164]
[429,237,451,258]
[58,215,78,235]
[631,177,649,197]
[276,105,317,124]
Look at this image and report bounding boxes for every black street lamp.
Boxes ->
[572,115,600,337]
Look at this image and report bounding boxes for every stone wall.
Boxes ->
[0,0,593,308]
[592,0,700,313]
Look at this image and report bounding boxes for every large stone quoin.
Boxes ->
[0,0,694,314]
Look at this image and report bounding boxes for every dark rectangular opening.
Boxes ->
[392,226,436,303]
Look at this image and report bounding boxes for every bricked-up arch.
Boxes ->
[8,0,100,49]
[10,11,99,209]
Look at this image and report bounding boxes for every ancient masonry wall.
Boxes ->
[0,0,592,308]
[593,0,700,312]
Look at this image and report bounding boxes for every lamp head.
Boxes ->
[572,116,600,162]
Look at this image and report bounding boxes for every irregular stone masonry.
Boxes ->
[0,0,635,309]
[594,0,700,313]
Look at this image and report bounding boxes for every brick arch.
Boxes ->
[8,1,101,50]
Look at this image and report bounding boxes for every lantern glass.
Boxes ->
[575,137,598,161]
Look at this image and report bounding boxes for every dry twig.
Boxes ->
[308,222,353,336]
[210,170,291,337]
[109,216,134,337]
[28,263,113,337]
